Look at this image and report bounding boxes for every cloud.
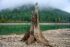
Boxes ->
[0,0,33,10]
[63,6,70,13]
[0,0,70,13]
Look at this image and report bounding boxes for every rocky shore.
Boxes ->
[0,29,70,47]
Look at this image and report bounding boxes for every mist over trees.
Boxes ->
[0,4,70,23]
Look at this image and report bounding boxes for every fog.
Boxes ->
[0,0,70,13]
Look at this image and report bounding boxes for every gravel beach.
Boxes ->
[0,29,70,47]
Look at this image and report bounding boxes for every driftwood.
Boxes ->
[21,3,53,47]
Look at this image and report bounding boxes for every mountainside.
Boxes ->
[0,4,70,23]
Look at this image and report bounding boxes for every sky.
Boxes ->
[0,0,70,13]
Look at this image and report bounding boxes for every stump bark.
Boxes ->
[21,3,52,47]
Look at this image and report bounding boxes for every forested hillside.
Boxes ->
[0,4,70,23]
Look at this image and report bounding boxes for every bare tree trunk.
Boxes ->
[21,3,52,47]
[34,3,49,46]
[26,12,35,44]
[30,12,34,35]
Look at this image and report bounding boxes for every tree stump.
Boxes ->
[21,3,53,47]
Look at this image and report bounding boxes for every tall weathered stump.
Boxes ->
[21,3,53,47]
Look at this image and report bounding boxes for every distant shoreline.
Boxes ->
[0,23,70,25]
